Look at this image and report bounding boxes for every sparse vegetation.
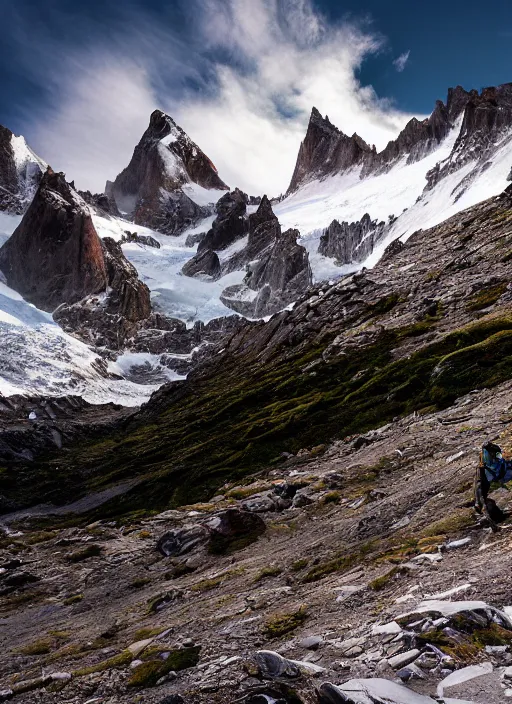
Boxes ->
[65,544,102,563]
[264,606,308,638]
[17,638,53,655]
[291,558,309,571]
[63,593,84,606]
[127,646,201,688]
[466,283,507,311]
[253,566,282,582]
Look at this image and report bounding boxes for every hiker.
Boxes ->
[474,441,512,531]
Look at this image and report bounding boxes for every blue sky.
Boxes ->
[1,0,511,194]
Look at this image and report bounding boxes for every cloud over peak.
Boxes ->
[7,0,420,195]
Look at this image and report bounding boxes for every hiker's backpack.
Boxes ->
[481,441,512,483]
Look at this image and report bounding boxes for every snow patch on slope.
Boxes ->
[93,214,244,325]
[272,117,512,277]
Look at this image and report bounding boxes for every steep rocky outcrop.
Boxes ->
[197,188,248,253]
[318,214,388,264]
[221,218,312,317]
[181,249,221,280]
[0,168,108,311]
[110,110,229,234]
[77,188,120,217]
[288,107,373,192]
[53,236,152,349]
[287,86,475,192]
[0,124,45,213]
[0,168,154,348]
[426,83,512,190]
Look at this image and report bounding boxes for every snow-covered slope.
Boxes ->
[93,214,246,324]
[0,214,184,404]
[275,85,512,276]
[0,278,181,404]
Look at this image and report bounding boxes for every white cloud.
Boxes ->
[20,0,421,196]
[393,50,411,73]
[30,60,156,193]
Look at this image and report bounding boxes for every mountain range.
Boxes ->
[2,81,512,704]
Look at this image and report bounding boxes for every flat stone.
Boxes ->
[445,537,471,550]
[299,635,323,650]
[128,638,154,657]
[372,621,402,636]
[388,649,421,669]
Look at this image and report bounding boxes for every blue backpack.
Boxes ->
[481,442,512,484]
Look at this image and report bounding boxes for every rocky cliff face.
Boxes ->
[0,124,45,214]
[219,199,312,317]
[0,168,155,348]
[318,214,388,264]
[287,86,477,192]
[197,188,248,253]
[426,83,512,190]
[110,110,229,234]
[0,168,108,311]
[288,107,374,192]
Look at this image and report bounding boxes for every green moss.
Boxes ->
[226,484,269,499]
[264,606,308,638]
[63,593,84,606]
[24,530,58,545]
[466,283,507,311]
[302,541,376,583]
[416,620,512,662]
[133,627,166,641]
[322,490,341,505]
[130,577,151,589]
[17,638,53,655]
[65,544,102,563]
[420,509,473,538]
[72,649,133,676]
[190,576,223,592]
[253,566,282,582]
[291,558,309,572]
[368,566,401,591]
[127,646,201,688]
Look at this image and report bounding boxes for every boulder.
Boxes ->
[182,249,221,280]
[0,168,107,311]
[121,231,161,248]
[204,508,266,555]
[156,524,209,557]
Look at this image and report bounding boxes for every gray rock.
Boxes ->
[318,214,387,265]
[185,231,207,247]
[299,635,323,650]
[387,648,421,669]
[255,650,300,678]
[182,249,221,280]
[156,524,209,557]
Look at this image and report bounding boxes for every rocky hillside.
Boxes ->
[2,185,512,702]
[110,110,229,235]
